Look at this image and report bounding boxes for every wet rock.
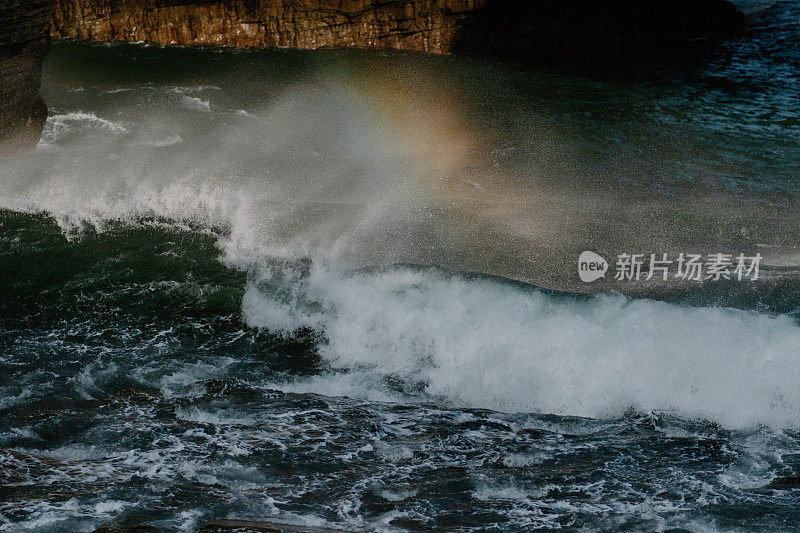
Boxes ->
[450,0,747,60]
[0,0,746,152]
[50,0,744,58]
[0,0,53,154]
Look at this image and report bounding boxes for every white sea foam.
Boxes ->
[242,265,800,429]
[40,112,128,144]
[378,489,417,502]
[173,85,221,92]
[180,95,211,111]
[142,133,183,147]
[4,127,800,429]
[0,80,436,261]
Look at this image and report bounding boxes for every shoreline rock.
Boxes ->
[0,0,53,155]
[50,0,745,58]
[0,0,746,153]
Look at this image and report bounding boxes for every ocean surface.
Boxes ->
[1,1,800,531]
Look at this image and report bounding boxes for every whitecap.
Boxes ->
[40,111,128,144]
[143,133,183,146]
[243,264,800,429]
[180,95,211,111]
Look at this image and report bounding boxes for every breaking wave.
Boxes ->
[5,146,800,429]
[41,111,128,144]
[3,39,800,433]
[242,263,800,429]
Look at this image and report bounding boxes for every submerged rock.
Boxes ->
[50,0,745,57]
[0,0,52,154]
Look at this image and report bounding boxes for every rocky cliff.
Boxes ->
[0,0,52,154]
[50,0,745,57]
[1,0,745,153]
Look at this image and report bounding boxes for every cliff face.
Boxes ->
[0,0,53,155]
[50,0,475,52]
[50,0,745,57]
[0,0,745,153]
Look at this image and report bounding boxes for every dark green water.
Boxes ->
[1,1,800,530]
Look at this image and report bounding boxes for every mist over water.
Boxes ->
[3,37,799,291]
[2,3,800,529]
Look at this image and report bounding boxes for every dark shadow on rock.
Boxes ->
[448,0,746,64]
[0,0,53,155]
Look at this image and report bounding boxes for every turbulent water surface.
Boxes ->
[2,1,800,531]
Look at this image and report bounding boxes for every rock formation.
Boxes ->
[0,0,53,155]
[50,0,745,57]
[1,0,745,153]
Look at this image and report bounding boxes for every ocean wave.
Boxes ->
[2,153,800,429]
[141,133,183,147]
[172,85,221,92]
[6,36,800,434]
[243,264,800,429]
[40,112,128,144]
[179,95,211,111]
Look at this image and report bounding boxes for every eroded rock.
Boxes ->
[0,0,53,154]
[50,0,745,58]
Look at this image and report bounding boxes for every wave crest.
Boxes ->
[243,264,800,429]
